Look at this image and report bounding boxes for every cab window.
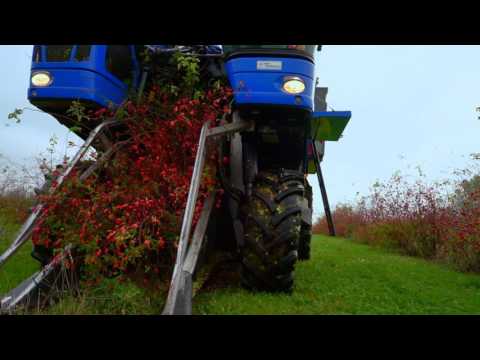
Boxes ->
[74,45,91,61]
[46,45,74,62]
[105,45,134,85]
[223,45,316,57]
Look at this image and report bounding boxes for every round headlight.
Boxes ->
[282,77,305,94]
[31,72,52,87]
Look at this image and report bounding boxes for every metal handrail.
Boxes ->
[163,118,252,315]
[0,245,73,313]
[0,120,119,269]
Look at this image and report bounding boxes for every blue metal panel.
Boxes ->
[312,111,352,119]
[225,57,315,110]
[28,45,140,110]
[28,68,127,108]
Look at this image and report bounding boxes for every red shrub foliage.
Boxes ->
[312,203,363,238]
[0,161,37,223]
[314,170,480,272]
[31,85,233,280]
[0,191,33,224]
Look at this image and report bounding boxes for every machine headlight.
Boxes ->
[282,77,305,94]
[31,72,52,87]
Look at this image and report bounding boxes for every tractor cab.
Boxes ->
[28,45,140,137]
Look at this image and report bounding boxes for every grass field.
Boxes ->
[192,236,480,315]
[0,212,38,296]
[2,212,480,315]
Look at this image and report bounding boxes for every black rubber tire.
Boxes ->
[298,180,312,261]
[240,169,305,293]
[298,226,312,261]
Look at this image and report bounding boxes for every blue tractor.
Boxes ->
[0,44,351,313]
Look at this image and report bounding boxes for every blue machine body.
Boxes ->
[222,46,351,175]
[28,45,140,109]
[28,45,224,112]
[29,45,316,113]
[27,45,351,168]
[225,56,315,110]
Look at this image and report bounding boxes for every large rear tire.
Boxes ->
[240,169,305,293]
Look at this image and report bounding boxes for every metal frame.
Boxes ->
[312,140,336,237]
[0,120,119,270]
[1,245,74,313]
[163,118,252,315]
[1,117,252,315]
[0,121,124,314]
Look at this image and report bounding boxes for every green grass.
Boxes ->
[40,277,166,315]
[192,235,480,315]
[2,213,480,315]
[0,212,39,296]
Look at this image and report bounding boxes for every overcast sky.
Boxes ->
[0,45,479,220]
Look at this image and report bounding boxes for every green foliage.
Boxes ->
[47,135,58,156]
[145,52,206,99]
[66,100,88,125]
[7,108,23,123]
[174,52,200,89]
